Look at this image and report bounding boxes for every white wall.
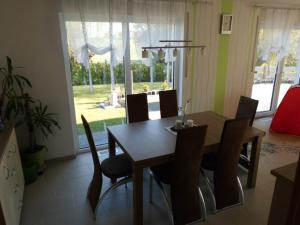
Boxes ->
[0,0,76,159]
[182,0,221,113]
[224,0,257,117]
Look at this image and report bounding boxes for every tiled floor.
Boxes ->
[21,118,300,225]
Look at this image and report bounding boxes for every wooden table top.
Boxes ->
[271,162,298,183]
[107,111,265,166]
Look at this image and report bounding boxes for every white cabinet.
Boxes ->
[0,128,24,225]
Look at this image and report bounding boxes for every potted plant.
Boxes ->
[22,94,61,174]
[142,84,150,93]
[0,56,31,127]
[1,56,60,183]
[161,80,170,91]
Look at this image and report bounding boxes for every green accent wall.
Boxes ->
[214,0,233,114]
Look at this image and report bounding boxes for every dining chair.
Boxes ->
[159,90,178,118]
[126,93,149,123]
[235,96,259,169]
[149,125,208,225]
[201,118,249,212]
[81,115,132,219]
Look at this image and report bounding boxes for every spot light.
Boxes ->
[142,49,148,58]
[158,48,165,58]
[173,48,178,57]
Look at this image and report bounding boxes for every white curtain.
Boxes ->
[258,9,300,61]
[258,8,300,84]
[130,1,185,62]
[62,0,128,66]
[62,0,185,90]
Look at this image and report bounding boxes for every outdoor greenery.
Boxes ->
[73,82,165,135]
[70,53,169,86]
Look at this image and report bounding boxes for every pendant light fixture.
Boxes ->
[158,48,165,58]
[141,0,206,58]
[142,49,148,58]
[173,48,178,57]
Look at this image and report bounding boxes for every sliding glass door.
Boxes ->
[64,21,182,149]
[251,9,300,116]
[251,52,279,112]
[66,21,126,149]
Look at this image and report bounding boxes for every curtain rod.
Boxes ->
[135,0,213,4]
[253,4,300,11]
[142,45,205,50]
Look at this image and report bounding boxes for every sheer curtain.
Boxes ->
[62,0,186,92]
[258,8,300,84]
[62,0,128,92]
[258,9,299,62]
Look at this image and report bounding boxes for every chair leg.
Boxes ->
[198,187,207,220]
[152,174,174,225]
[237,176,245,205]
[97,177,132,209]
[149,172,153,203]
[200,169,217,214]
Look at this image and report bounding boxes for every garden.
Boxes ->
[70,54,171,140]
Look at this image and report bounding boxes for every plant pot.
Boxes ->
[23,162,38,185]
[23,146,46,174]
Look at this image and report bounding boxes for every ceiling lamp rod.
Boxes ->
[159,40,192,43]
[142,45,206,50]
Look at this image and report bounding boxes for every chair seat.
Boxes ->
[201,152,218,171]
[101,154,132,179]
[150,163,173,184]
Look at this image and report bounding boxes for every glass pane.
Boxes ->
[129,23,175,119]
[278,30,300,106]
[251,54,278,112]
[66,22,126,149]
[252,28,279,112]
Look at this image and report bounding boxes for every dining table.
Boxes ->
[107,111,265,225]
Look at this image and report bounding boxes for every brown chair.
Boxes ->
[201,118,249,212]
[159,90,178,118]
[235,96,259,169]
[81,115,132,219]
[149,125,208,225]
[126,93,149,123]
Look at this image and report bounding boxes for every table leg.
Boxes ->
[108,131,116,183]
[133,164,143,225]
[247,136,262,188]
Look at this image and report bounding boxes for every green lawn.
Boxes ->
[74,82,164,134]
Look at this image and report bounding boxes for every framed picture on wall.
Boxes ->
[220,14,233,34]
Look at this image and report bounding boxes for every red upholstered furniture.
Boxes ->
[270,85,300,136]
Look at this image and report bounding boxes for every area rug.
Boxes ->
[260,142,300,155]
